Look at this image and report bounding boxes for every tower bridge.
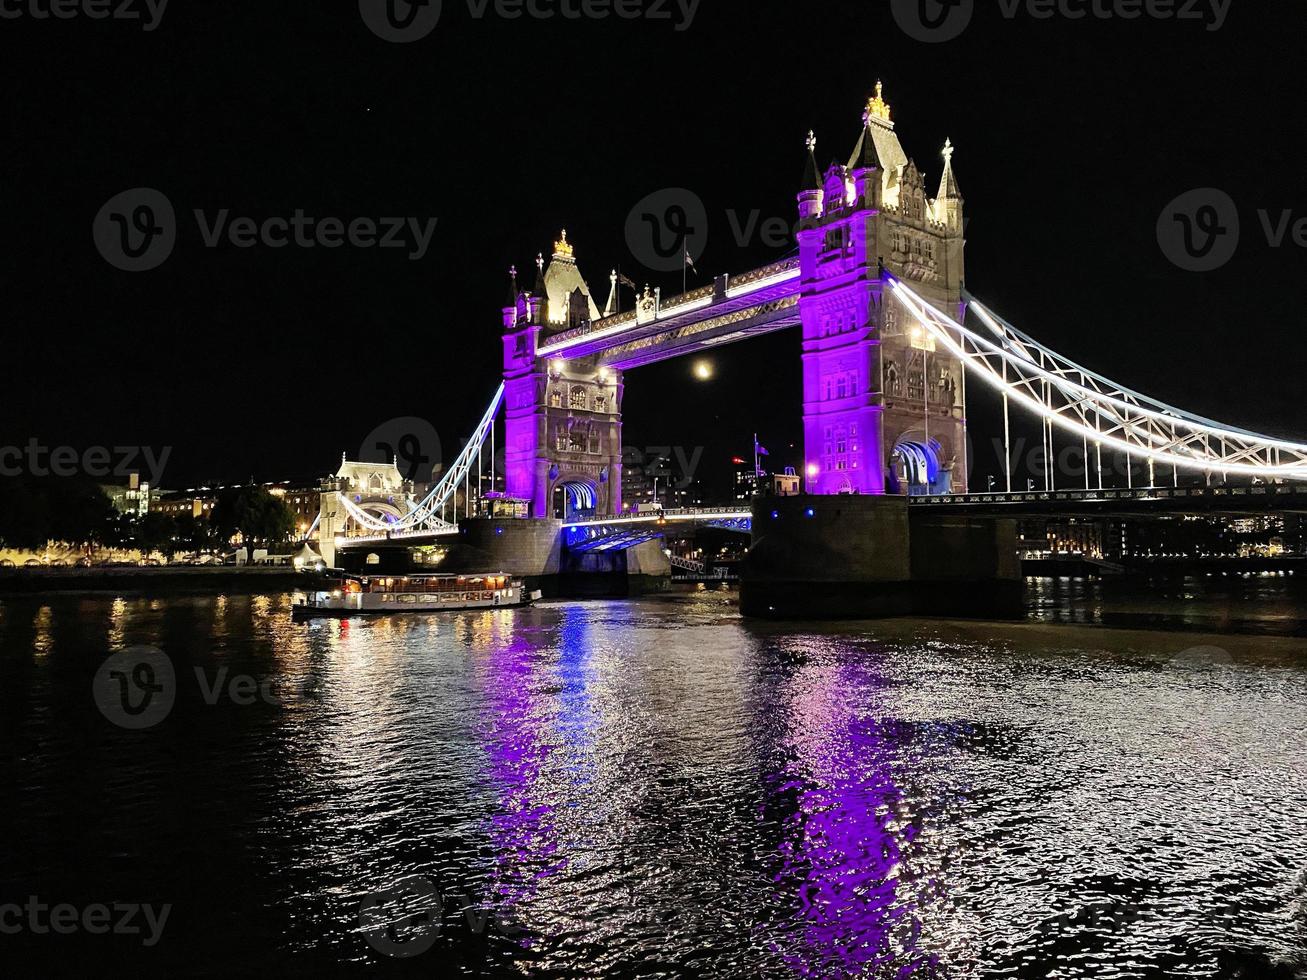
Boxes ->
[317,83,1307,615]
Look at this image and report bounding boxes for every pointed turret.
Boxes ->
[535,230,603,327]
[936,138,962,200]
[801,130,820,191]
[533,252,547,296]
[848,82,909,209]
[931,139,965,232]
[503,265,520,331]
[797,130,824,221]
[526,252,547,326]
[604,269,619,317]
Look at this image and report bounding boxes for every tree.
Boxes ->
[0,476,116,553]
[175,512,219,558]
[211,486,296,562]
[137,511,179,560]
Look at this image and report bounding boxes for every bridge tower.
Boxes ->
[797,84,968,496]
[502,234,624,520]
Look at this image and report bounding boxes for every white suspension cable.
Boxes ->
[890,280,1307,481]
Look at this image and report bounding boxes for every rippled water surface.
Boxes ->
[2,590,1306,978]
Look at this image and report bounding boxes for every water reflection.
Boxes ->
[0,591,1305,978]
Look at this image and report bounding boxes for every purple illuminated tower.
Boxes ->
[798,83,968,496]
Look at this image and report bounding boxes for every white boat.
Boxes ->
[294,573,540,618]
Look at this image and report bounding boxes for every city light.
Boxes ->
[693,360,714,381]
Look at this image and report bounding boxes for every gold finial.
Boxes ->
[942,137,954,163]
[865,80,892,124]
[554,229,574,258]
[805,130,817,154]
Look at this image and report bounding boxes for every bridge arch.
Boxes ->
[890,433,956,497]
[552,479,597,522]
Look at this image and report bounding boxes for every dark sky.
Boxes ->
[3,0,1304,496]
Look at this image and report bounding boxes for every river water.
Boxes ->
[1,586,1305,978]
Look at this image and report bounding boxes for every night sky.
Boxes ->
[3,1,1304,498]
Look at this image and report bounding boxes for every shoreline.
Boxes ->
[0,566,322,596]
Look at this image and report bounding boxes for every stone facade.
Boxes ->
[503,238,624,519]
[797,84,968,497]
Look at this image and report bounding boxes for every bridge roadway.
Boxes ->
[536,260,802,369]
[334,487,1307,552]
[908,483,1307,517]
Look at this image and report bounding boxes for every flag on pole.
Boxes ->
[684,243,698,274]
[754,439,770,457]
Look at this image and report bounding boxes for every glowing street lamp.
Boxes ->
[693,360,714,381]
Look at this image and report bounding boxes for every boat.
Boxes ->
[293,572,541,618]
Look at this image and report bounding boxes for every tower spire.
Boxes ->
[801,130,820,191]
[864,80,892,125]
[936,138,962,200]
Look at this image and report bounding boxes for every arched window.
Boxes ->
[570,386,587,410]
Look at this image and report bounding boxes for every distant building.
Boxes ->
[734,458,764,502]
[152,489,216,521]
[101,473,155,518]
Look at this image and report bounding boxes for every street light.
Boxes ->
[693,360,714,381]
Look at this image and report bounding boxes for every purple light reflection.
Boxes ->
[470,607,599,940]
[770,659,928,978]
